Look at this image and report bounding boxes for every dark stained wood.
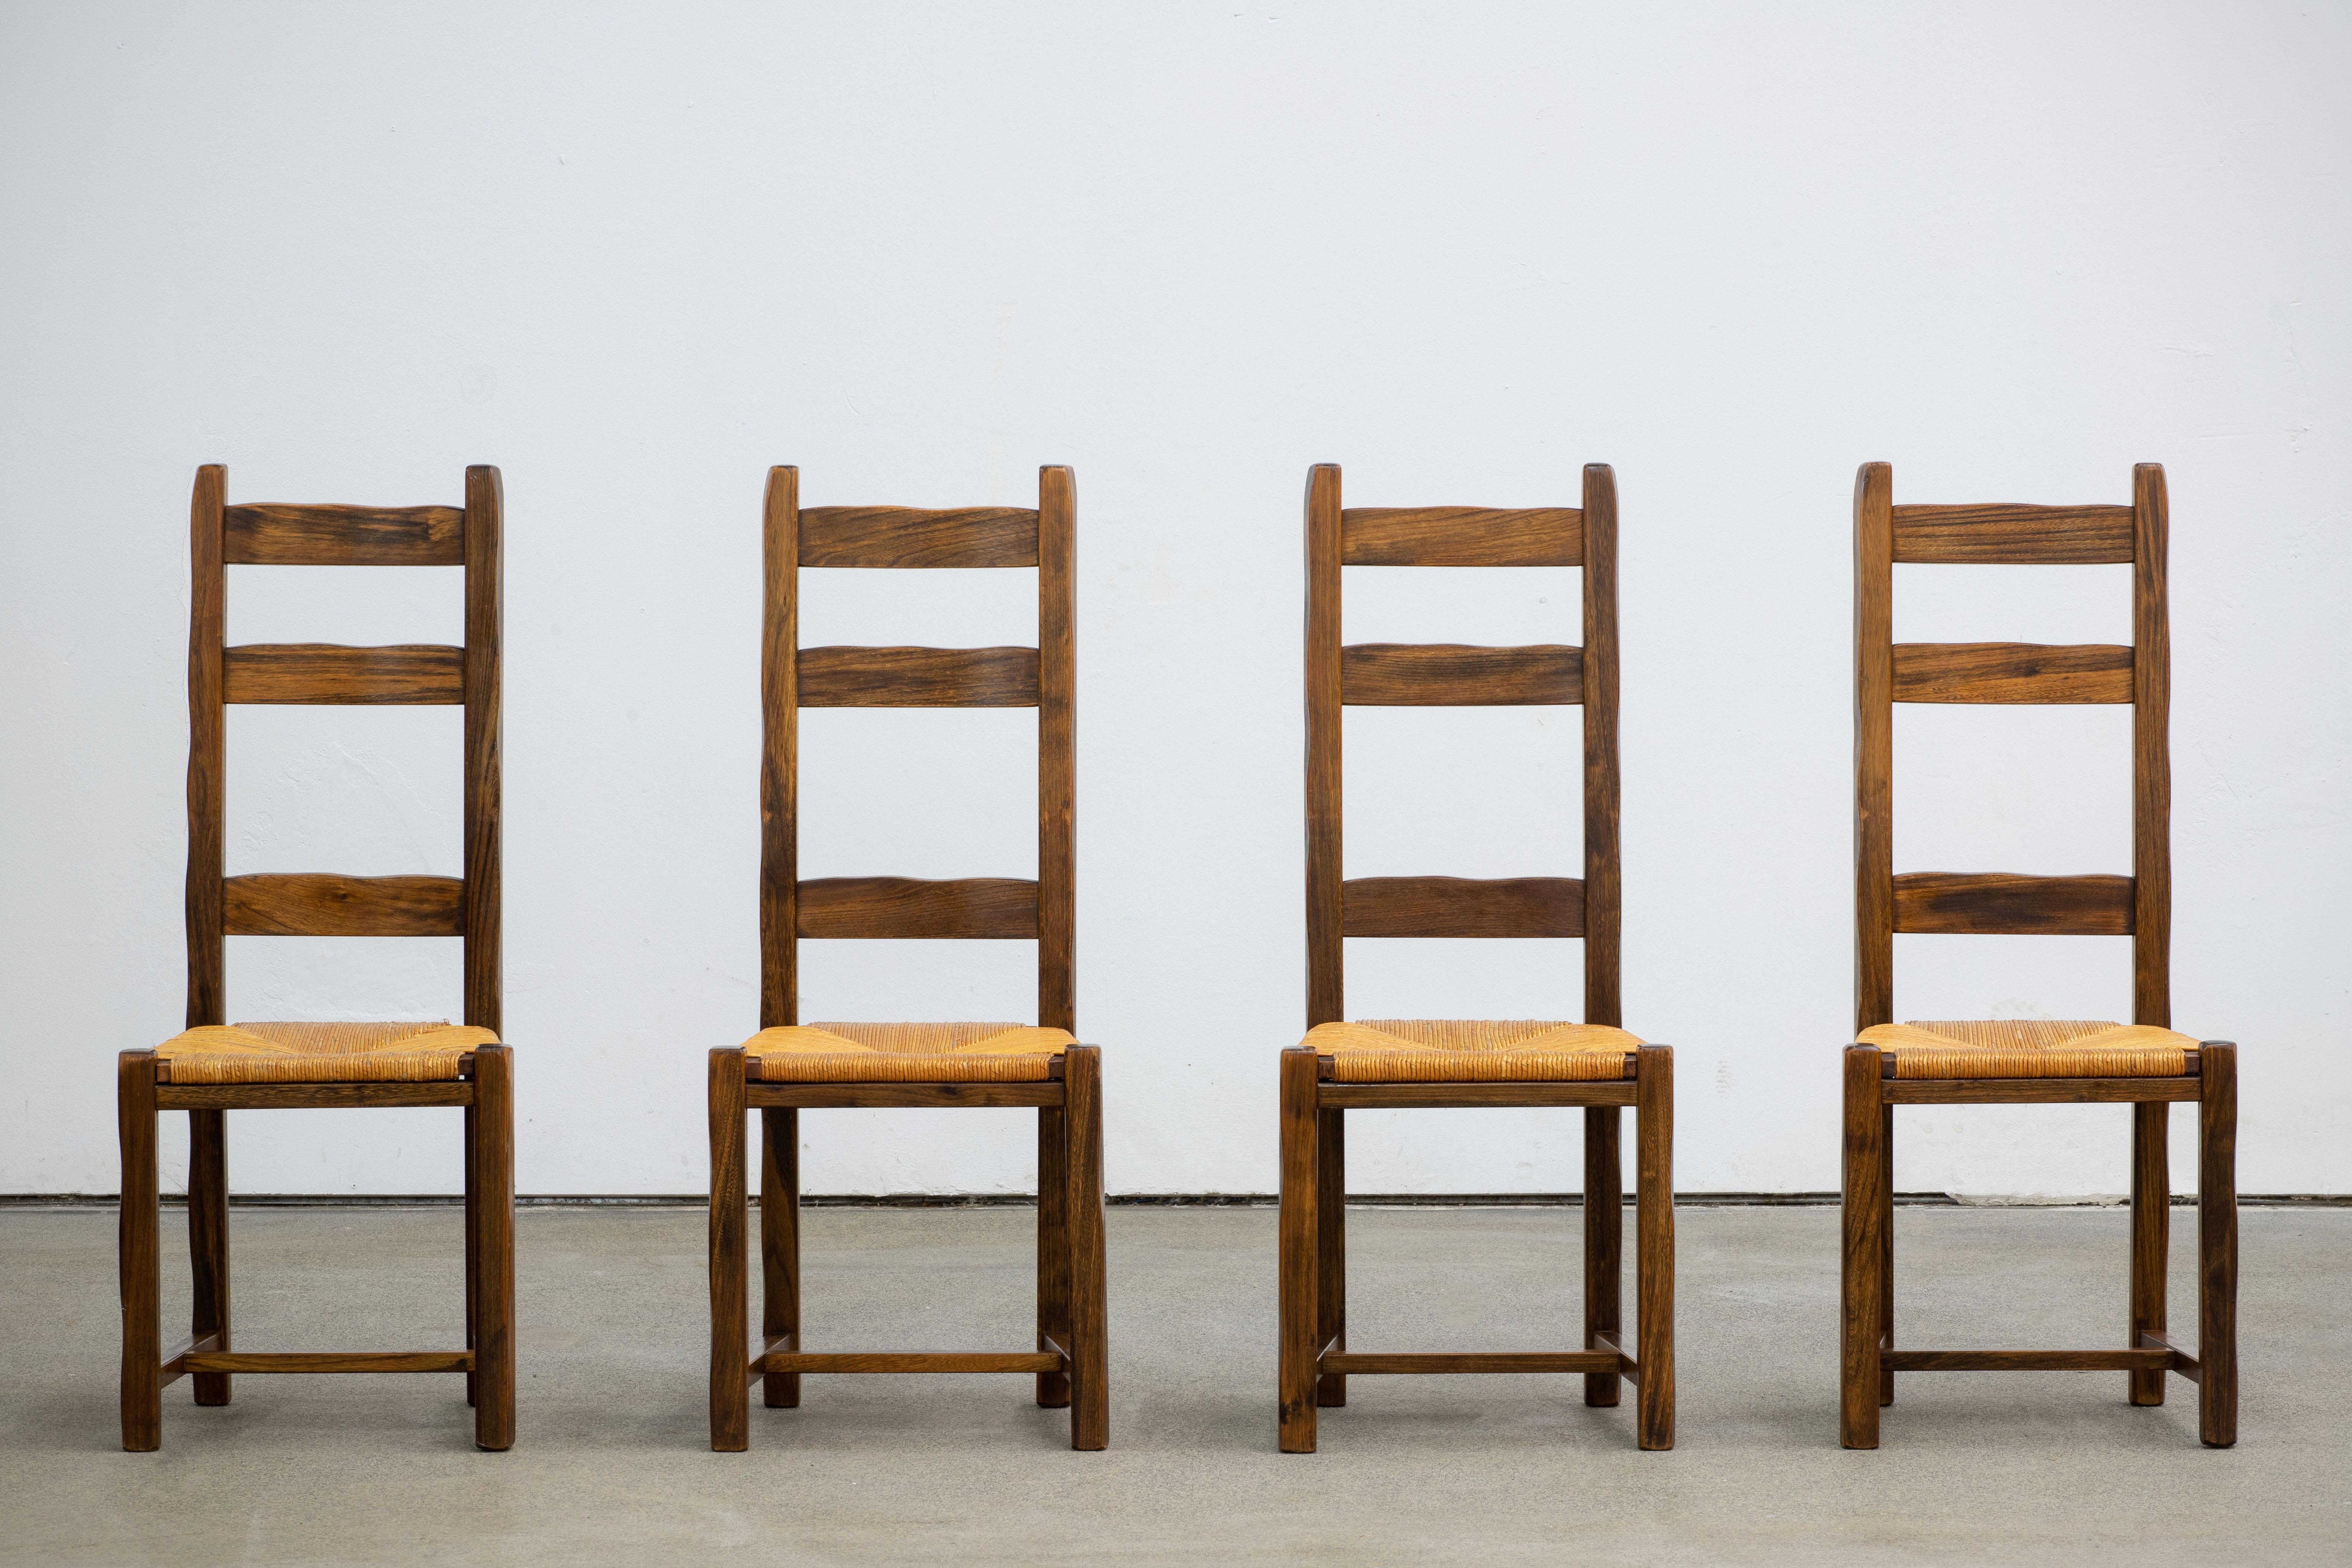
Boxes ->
[1339,506,1583,567]
[1880,1077,2198,1105]
[1065,1044,1108,1450]
[760,1107,800,1409]
[157,1331,223,1388]
[797,505,1039,568]
[1891,643,2133,704]
[469,1043,513,1449]
[1341,875,1584,938]
[221,872,465,937]
[1854,463,1895,1031]
[762,467,799,1030]
[2134,465,2172,1029]
[1841,1046,1886,1449]
[464,1100,477,1407]
[745,1080,1066,1110]
[1879,1103,1895,1408]
[794,875,1039,939]
[1892,872,2133,935]
[1634,1045,1674,1450]
[223,643,464,705]
[2140,1330,2200,1381]
[2198,1041,2237,1446]
[1339,643,1580,706]
[119,1051,161,1451]
[224,503,465,566]
[2130,1101,2169,1406]
[1890,503,2135,564]
[1881,1349,2172,1372]
[1583,1106,1621,1409]
[187,1108,231,1406]
[1037,466,1077,1035]
[1315,1107,1346,1408]
[757,1352,1064,1375]
[1591,1328,1639,1380]
[1304,466,1345,1029]
[709,1048,749,1451]
[1317,1080,1637,1108]
[181,1351,474,1374]
[1036,1103,1071,1408]
[1583,465,1622,1029]
[1322,1352,1621,1375]
[158,1081,474,1110]
[798,645,1039,707]
[461,466,502,1036]
[1278,1048,1320,1452]
[187,466,227,1030]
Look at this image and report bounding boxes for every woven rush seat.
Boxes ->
[1859,1019,2198,1079]
[1305,1019,1644,1083]
[154,1021,498,1084]
[741,1022,1075,1083]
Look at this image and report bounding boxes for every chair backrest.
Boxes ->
[1303,463,1620,1029]
[761,466,1076,1032]
[185,464,502,1033]
[1853,462,2170,1035]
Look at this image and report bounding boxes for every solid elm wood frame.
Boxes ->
[709,466,1106,1452]
[120,465,511,1453]
[1846,461,2235,1450]
[1279,464,1673,1454]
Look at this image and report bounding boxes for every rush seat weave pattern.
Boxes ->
[1305,1019,1643,1082]
[154,1021,497,1084]
[741,1022,1074,1082]
[1859,1019,2197,1079]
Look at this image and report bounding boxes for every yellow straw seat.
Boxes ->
[1304,1019,1643,1083]
[741,1022,1074,1083]
[1859,1019,2199,1079]
[154,1021,498,1084]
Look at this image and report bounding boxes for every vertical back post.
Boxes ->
[2131,464,2171,1027]
[186,465,227,1028]
[462,466,503,1034]
[1581,463,1622,1026]
[1037,466,1077,1033]
[1853,463,1895,1031]
[1304,465,1345,1028]
[761,467,800,1029]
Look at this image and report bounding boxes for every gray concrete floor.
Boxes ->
[1,1203,2346,1566]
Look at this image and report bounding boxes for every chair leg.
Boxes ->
[709,1048,749,1451]
[760,1107,800,1409]
[463,1102,478,1408]
[1277,1048,1319,1453]
[188,1107,231,1407]
[118,1052,161,1452]
[1315,1107,1347,1408]
[1878,1103,1895,1408]
[1036,1102,1072,1408]
[1841,1045,1886,1449]
[1583,1105,1623,1408]
[1064,1046,1109,1451]
[1635,1046,1675,1450]
[469,1044,514,1451]
[2198,1043,2237,1447]
[2130,1101,2170,1407]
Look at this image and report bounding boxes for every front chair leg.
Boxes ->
[1277,1048,1319,1453]
[708,1048,749,1451]
[118,1051,161,1452]
[1063,1046,1108,1450]
[2198,1042,2237,1447]
[1635,1045,1675,1451]
[1840,1045,1886,1450]
[470,1044,515,1451]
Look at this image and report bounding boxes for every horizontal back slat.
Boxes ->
[1340,507,1583,567]
[1891,504,2134,564]
[1892,643,2133,704]
[799,646,1039,707]
[798,506,1039,568]
[797,876,1040,939]
[224,505,465,566]
[1342,875,1585,938]
[222,873,464,936]
[1342,643,1581,706]
[224,643,463,705]
[1893,872,2133,935]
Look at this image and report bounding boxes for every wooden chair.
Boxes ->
[119,464,512,1452]
[709,466,1106,1451]
[1844,461,2235,1448]
[1278,463,1674,1453]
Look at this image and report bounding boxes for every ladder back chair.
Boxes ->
[709,465,1106,1451]
[120,463,511,1452]
[1279,462,1673,1454]
[1845,460,2235,1448]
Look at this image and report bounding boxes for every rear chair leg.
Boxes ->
[2130,1101,2169,1406]
[2198,1043,2237,1447]
[1277,1049,1319,1452]
[118,1052,161,1452]
[760,1107,801,1409]
[1315,1107,1346,1408]
[1583,1105,1622,1408]
[1036,1102,1072,1408]
[1064,1046,1109,1450]
[470,1044,515,1451]
[1841,1045,1886,1450]
[1635,1046,1675,1450]
[188,1107,231,1407]
[709,1049,749,1451]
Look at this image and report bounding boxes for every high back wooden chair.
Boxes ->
[1277,463,1673,1453]
[709,465,1106,1452]
[1844,461,2235,1449]
[119,464,512,1452]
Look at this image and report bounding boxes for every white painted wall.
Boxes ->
[3,1,2345,1198]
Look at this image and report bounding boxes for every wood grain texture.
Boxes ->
[1854,464,1895,1032]
[1341,875,1583,938]
[224,503,465,566]
[709,1049,749,1450]
[1036,1104,1071,1408]
[760,1106,800,1409]
[180,1351,474,1375]
[757,1352,1063,1374]
[1315,1107,1346,1409]
[222,873,464,937]
[1317,1080,1636,1108]
[744,1081,1067,1109]
[1340,643,1580,706]
[1321,1352,1621,1374]
[1841,1046,1885,1448]
[797,505,1039,568]
[468,1043,514,1449]
[1339,506,1583,566]
[118,1052,161,1450]
[1038,466,1078,1034]
[1891,643,2132,704]
[1890,503,2134,563]
[2130,1101,2170,1406]
[798,645,1039,707]
[187,1110,231,1406]
[1635,1044,1674,1450]
[1880,1077,2199,1105]
[1305,466,1345,1029]
[1583,1105,1622,1409]
[1583,465,1622,1028]
[1065,1043,1108,1450]
[1278,1048,1320,1452]
[222,643,463,704]
[2134,465,2172,1028]
[462,466,502,1035]
[2198,1041,2237,1446]
[157,1332,222,1389]
[1880,1349,2171,1372]
[157,1081,474,1110]
[187,466,227,1030]
[794,875,1039,939]
[1891,871,2133,935]
[762,468,799,1029]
